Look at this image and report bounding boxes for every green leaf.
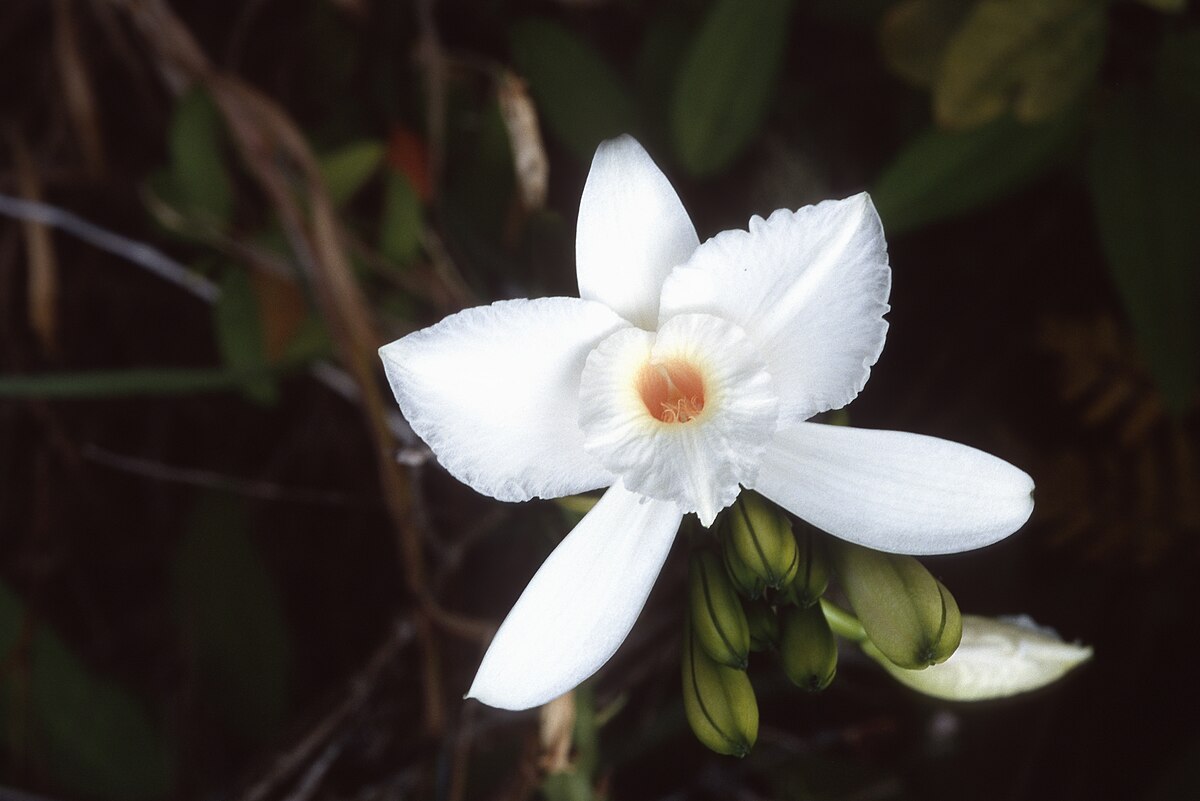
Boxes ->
[541,773,595,801]
[174,493,291,743]
[0,366,286,398]
[214,267,278,405]
[0,581,173,800]
[572,685,600,779]
[670,0,792,177]
[934,0,1105,129]
[879,0,974,88]
[872,112,1077,234]
[167,88,234,228]
[634,11,693,147]
[380,172,423,264]
[510,19,637,162]
[1087,91,1200,413]
[320,140,385,207]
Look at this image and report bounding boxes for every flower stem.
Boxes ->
[820,598,866,643]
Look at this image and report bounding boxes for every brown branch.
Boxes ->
[104,0,446,735]
[8,131,58,354]
[240,620,415,801]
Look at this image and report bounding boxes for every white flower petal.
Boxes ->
[379,298,626,502]
[579,314,778,526]
[876,614,1093,701]
[467,481,684,710]
[659,193,891,424]
[576,136,700,330]
[751,423,1034,555]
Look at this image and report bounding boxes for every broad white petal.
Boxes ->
[467,481,684,710]
[659,193,891,424]
[576,136,700,330]
[379,298,625,502]
[876,615,1092,701]
[751,423,1034,555]
[579,314,778,526]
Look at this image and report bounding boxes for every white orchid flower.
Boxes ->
[874,615,1092,701]
[379,136,1034,711]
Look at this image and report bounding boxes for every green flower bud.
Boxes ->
[689,550,750,668]
[780,603,838,692]
[831,541,963,670]
[744,600,780,652]
[682,620,758,757]
[728,492,799,591]
[721,523,766,599]
[784,523,830,608]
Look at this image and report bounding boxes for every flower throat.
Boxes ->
[637,360,705,423]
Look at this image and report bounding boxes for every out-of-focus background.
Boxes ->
[1,0,1198,799]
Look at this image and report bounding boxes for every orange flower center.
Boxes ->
[636,360,706,423]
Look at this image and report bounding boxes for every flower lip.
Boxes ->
[637,359,706,423]
[579,313,779,525]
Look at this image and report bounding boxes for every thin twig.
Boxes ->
[82,444,356,506]
[241,620,415,801]
[0,191,219,302]
[445,702,479,801]
[8,133,59,353]
[414,0,446,192]
[0,190,417,445]
[283,731,350,801]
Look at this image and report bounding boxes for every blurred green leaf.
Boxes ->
[281,315,334,364]
[1087,91,1200,413]
[573,685,599,779]
[0,581,173,800]
[166,88,234,228]
[541,773,595,801]
[670,0,792,177]
[174,493,291,743]
[510,19,637,162]
[634,12,692,148]
[381,172,423,265]
[0,366,286,398]
[320,140,385,207]
[934,0,1105,129]
[879,0,974,88]
[872,112,1076,233]
[443,100,519,280]
[215,267,278,406]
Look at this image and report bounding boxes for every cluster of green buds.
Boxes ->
[682,491,967,756]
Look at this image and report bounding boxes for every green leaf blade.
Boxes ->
[214,267,278,405]
[1087,92,1200,413]
[174,493,292,744]
[320,140,386,207]
[872,112,1077,234]
[510,19,638,162]
[670,0,793,177]
[0,582,174,800]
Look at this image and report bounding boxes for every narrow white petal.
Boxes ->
[659,194,891,424]
[579,314,778,526]
[576,136,700,330]
[876,615,1093,701]
[379,298,625,502]
[467,482,684,710]
[752,423,1034,555]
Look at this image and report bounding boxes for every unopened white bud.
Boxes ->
[871,614,1092,701]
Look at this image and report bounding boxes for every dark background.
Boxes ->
[1,1,1198,799]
